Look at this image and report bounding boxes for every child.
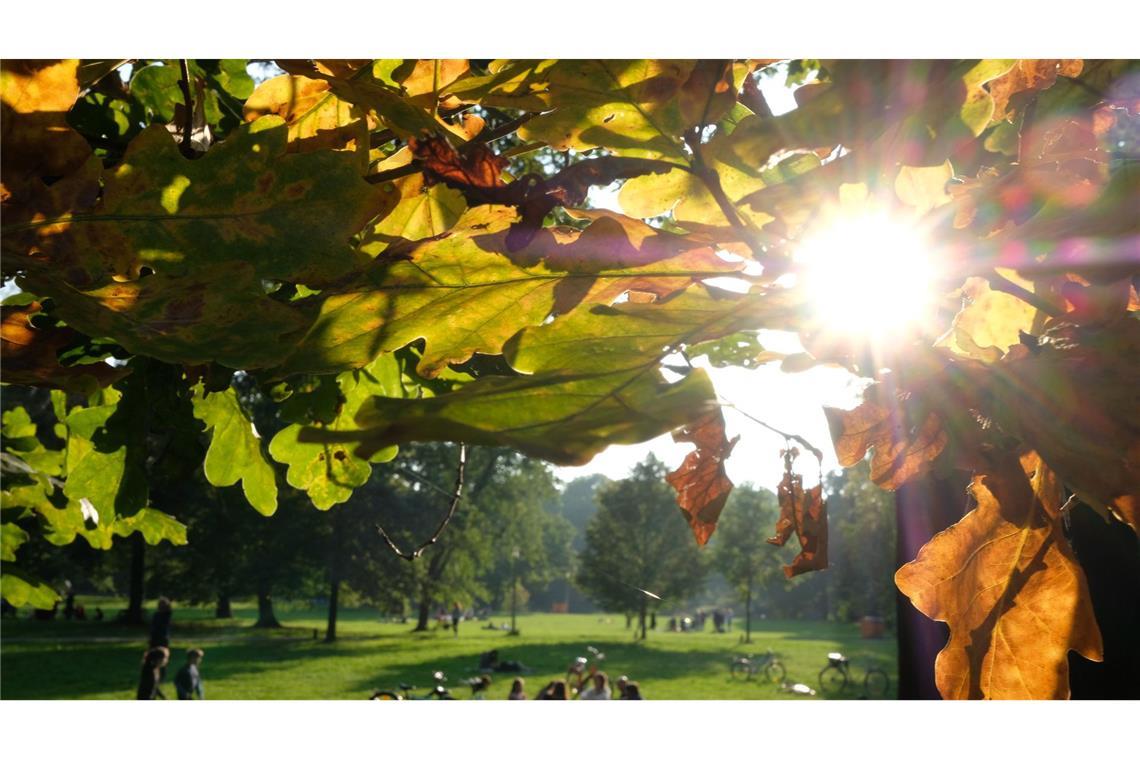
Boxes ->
[137,646,170,700]
[174,648,205,700]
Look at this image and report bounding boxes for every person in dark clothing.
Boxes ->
[451,602,462,638]
[621,681,644,700]
[149,597,172,648]
[174,649,205,700]
[536,680,568,700]
[137,646,170,700]
[63,581,75,620]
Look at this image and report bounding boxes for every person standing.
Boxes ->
[136,646,170,700]
[149,597,173,648]
[451,602,462,637]
[174,649,206,700]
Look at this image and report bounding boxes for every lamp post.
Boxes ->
[509,546,520,636]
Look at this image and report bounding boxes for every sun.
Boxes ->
[792,208,939,340]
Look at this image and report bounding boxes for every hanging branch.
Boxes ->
[376,444,467,561]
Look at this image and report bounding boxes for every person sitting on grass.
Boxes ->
[621,681,643,700]
[576,671,611,700]
[536,680,568,700]
[174,648,205,700]
[137,646,170,700]
[508,678,527,700]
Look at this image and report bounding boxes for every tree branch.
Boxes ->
[177,60,195,159]
[717,398,824,462]
[986,270,1064,318]
[376,444,466,561]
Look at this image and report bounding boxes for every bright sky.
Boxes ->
[554,70,860,490]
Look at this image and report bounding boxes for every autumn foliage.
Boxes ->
[2,59,1138,699]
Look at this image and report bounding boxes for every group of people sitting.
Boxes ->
[520,670,643,700]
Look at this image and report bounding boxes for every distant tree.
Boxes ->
[710,485,780,642]
[576,456,708,640]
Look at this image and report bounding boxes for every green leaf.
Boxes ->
[516,60,696,161]
[0,566,59,609]
[269,354,402,510]
[360,173,466,256]
[191,384,278,516]
[345,364,718,467]
[9,118,385,369]
[1,523,29,562]
[62,382,147,526]
[243,73,370,167]
[958,59,1017,137]
[319,285,779,466]
[110,507,188,545]
[279,206,742,378]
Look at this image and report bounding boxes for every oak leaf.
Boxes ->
[1,302,129,391]
[895,454,1103,699]
[824,385,948,490]
[766,464,828,578]
[666,409,738,545]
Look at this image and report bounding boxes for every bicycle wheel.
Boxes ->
[371,691,402,700]
[863,668,890,699]
[764,661,786,685]
[819,665,848,695]
[730,661,753,680]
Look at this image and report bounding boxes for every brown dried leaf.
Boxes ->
[824,386,948,490]
[987,60,1084,123]
[766,464,828,578]
[665,409,738,545]
[895,454,1103,699]
[410,134,508,190]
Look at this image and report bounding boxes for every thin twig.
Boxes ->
[376,444,467,561]
[717,398,824,462]
[177,60,195,159]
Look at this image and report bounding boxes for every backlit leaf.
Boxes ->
[243,74,370,166]
[766,455,828,578]
[895,454,1103,699]
[666,409,738,545]
[824,385,948,490]
[1,59,91,181]
[0,567,59,609]
[191,384,278,516]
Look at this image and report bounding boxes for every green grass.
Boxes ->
[0,598,897,700]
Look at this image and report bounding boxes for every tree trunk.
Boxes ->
[325,577,340,643]
[325,510,342,642]
[413,597,431,632]
[744,563,753,644]
[638,598,648,641]
[625,613,632,629]
[215,593,232,619]
[254,587,281,628]
[125,533,145,625]
[1067,503,1140,698]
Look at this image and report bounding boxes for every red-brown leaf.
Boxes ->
[766,469,828,578]
[410,135,508,191]
[665,409,738,545]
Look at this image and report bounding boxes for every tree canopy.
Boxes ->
[2,58,1138,699]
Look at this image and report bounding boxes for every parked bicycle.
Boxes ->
[730,649,786,683]
[370,670,455,700]
[818,652,890,698]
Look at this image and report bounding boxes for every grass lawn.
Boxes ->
[0,599,897,700]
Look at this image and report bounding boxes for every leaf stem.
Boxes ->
[717,398,824,462]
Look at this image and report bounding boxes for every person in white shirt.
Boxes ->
[577,671,611,700]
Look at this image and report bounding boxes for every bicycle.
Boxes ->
[370,670,455,700]
[730,649,786,684]
[817,652,890,698]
